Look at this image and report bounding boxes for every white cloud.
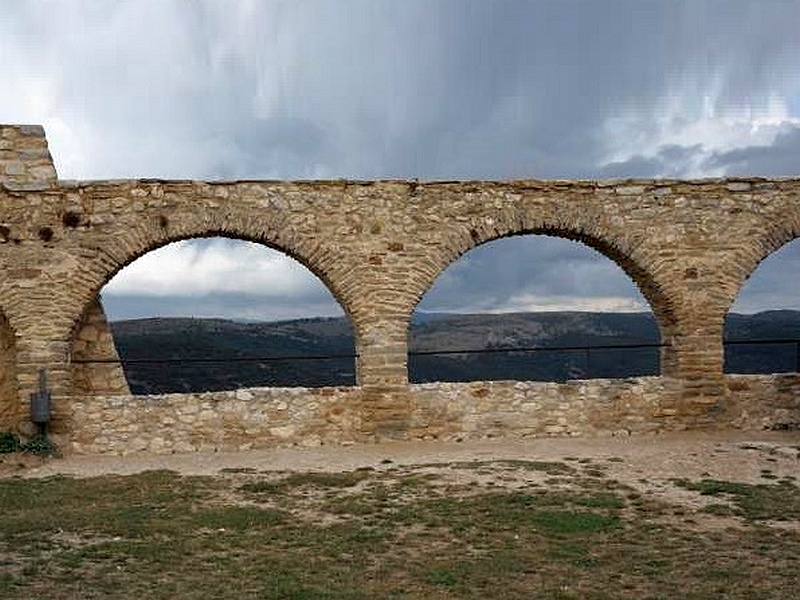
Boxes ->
[730,240,800,314]
[497,293,647,314]
[104,238,325,298]
[600,95,800,178]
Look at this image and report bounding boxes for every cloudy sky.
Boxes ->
[2,0,799,321]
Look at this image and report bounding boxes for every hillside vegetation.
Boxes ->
[108,310,800,393]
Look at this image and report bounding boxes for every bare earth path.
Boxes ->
[15,430,800,487]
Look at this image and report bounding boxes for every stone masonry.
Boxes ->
[0,124,799,454]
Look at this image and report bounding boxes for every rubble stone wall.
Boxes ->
[71,299,130,397]
[1,123,799,453]
[68,386,363,455]
[65,375,798,455]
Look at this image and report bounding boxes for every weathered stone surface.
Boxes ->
[67,387,363,454]
[0,123,799,453]
[0,125,57,192]
[71,299,130,397]
[61,375,798,455]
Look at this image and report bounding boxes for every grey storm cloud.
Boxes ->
[731,242,800,314]
[599,127,800,180]
[599,145,707,179]
[416,236,648,314]
[705,125,800,177]
[2,0,799,320]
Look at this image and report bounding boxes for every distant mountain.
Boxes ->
[724,310,800,374]
[408,312,660,383]
[110,317,357,394]
[108,311,800,394]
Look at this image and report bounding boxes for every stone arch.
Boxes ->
[73,210,357,327]
[0,309,18,429]
[724,226,800,375]
[67,225,360,395]
[409,233,662,383]
[720,213,800,317]
[407,217,680,377]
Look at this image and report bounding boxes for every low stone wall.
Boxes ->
[67,387,363,454]
[408,378,682,440]
[724,374,800,431]
[63,374,800,455]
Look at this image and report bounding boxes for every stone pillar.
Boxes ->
[0,125,58,190]
[672,321,727,424]
[71,299,131,397]
[356,317,412,439]
[0,314,18,430]
[356,319,408,387]
[0,125,69,432]
[657,320,680,378]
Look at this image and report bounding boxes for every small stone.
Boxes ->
[18,124,45,136]
[235,389,253,401]
[614,185,646,195]
[3,161,25,175]
[270,425,297,439]
[2,181,51,191]
[726,181,751,192]
[29,165,57,180]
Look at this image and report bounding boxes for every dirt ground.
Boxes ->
[2,429,799,541]
[6,429,798,486]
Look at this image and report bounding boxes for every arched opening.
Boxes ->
[409,234,661,383]
[71,237,356,395]
[725,238,800,374]
[0,311,18,428]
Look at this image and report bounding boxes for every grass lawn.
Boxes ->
[1,457,798,599]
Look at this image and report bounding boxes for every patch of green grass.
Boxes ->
[425,560,472,588]
[0,432,21,454]
[1,464,799,599]
[674,478,800,521]
[574,493,626,510]
[528,510,620,534]
[547,541,597,567]
[240,470,371,497]
[0,470,213,539]
[702,503,736,517]
[190,506,286,531]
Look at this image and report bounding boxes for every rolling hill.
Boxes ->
[107,310,800,393]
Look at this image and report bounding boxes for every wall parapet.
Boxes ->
[67,386,363,455]
[63,375,799,455]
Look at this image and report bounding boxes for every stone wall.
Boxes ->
[724,374,800,431]
[64,375,797,455]
[408,378,680,440]
[1,123,800,453]
[68,386,363,454]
